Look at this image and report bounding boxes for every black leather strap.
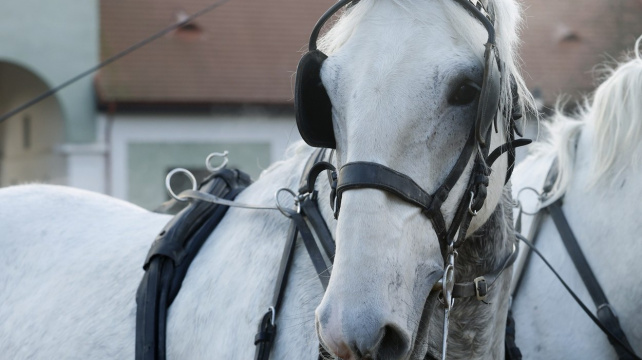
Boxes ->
[546,201,636,359]
[517,234,640,360]
[255,149,335,360]
[452,244,518,299]
[336,162,434,211]
[289,211,331,290]
[300,197,335,261]
[487,138,532,168]
[299,161,336,195]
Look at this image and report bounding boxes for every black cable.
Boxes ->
[0,0,233,124]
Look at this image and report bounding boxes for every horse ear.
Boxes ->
[295,50,336,149]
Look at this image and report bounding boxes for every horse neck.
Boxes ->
[447,186,515,359]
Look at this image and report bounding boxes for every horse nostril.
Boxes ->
[376,325,410,360]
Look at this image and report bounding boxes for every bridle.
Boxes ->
[294,0,530,357]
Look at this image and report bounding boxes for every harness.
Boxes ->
[136,168,252,360]
[512,159,640,360]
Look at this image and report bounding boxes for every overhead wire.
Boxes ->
[0,0,234,124]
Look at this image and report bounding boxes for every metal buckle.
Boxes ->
[474,276,488,301]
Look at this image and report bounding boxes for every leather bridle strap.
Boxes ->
[452,244,517,299]
[334,127,479,251]
[336,161,434,212]
[254,149,336,360]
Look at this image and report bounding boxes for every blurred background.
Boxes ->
[0,0,641,210]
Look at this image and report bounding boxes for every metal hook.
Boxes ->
[275,188,299,218]
[268,306,276,326]
[468,191,478,216]
[165,168,197,202]
[206,151,229,172]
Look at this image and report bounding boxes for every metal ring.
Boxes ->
[275,188,299,217]
[165,168,197,202]
[516,187,542,215]
[206,151,229,172]
[468,191,478,216]
[268,306,276,326]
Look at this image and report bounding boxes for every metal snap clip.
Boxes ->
[165,168,197,202]
[206,151,229,172]
[442,264,455,310]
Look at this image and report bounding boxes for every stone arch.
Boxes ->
[0,61,66,186]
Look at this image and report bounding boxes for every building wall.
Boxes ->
[0,63,66,186]
[0,0,99,144]
[520,0,642,106]
[106,113,302,210]
[0,0,102,190]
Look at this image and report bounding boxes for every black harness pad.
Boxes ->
[136,168,252,360]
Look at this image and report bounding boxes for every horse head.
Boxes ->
[295,0,529,359]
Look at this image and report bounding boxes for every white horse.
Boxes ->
[511,37,642,359]
[0,0,532,359]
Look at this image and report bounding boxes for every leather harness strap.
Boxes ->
[518,235,640,360]
[546,201,637,359]
[253,148,335,360]
[514,159,639,360]
[451,245,518,300]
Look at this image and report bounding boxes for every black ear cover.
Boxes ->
[295,50,336,149]
[475,43,502,147]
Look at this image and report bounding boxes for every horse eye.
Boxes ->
[448,83,479,105]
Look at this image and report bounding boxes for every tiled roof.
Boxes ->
[519,0,642,106]
[97,0,334,104]
[98,0,642,106]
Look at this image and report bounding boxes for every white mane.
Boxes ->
[529,35,642,205]
[317,0,536,134]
